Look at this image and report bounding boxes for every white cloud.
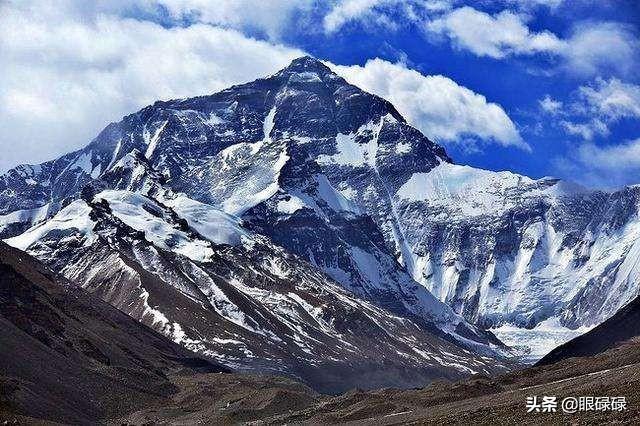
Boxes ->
[561,119,608,140]
[503,0,564,10]
[333,59,527,150]
[168,0,636,80]
[563,22,638,77]
[325,4,638,78]
[426,6,564,59]
[322,0,451,33]
[323,0,384,33]
[156,0,314,39]
[0,1,303,173]
[561,78,640,140]
[578,78,640,121]
[321,0,569,35]
[539,95,563,114]
[553,138,640,189]
[426,7,638,77]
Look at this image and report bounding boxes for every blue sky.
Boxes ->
[1,0,639,188]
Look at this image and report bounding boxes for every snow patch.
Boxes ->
[107,138,122,170]
[144,121,168,159]
[277,196,306,214]
[205,113,226,126]
[0,203,51,234]
[395,142,411,154]
[163,195,248,246]
[90,164,102,179]
[263,107,276,141]
[315,175,360,214]
[68,152,93,174]
[5,200,96,250]
[96,190,214,262]
[289,71,322,83]
[396,162,536,215]
[317,118,386,168]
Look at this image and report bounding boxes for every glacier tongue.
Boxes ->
[491,318,594,363]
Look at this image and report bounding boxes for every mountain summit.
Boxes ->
[2,56,640,374]
[277,55,334,73]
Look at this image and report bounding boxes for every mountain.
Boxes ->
[8,183,512,393]
[2,56,639,366]
[393,165,640,360]
[1,240,349,425]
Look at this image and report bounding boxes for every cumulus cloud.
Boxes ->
[561,119,609,140]
[560,78,640,140]
[425,7,638,77]
[578,78,640,120]
[0,1,303,172]
[324,3,638,78]
[322,0,569,35]
[426,7,564,58]
[322,0,451,33]
[539,95,563,114]
[333,59,527,150]
[155,0,315,39]
[505,0,564,9]
[553,138,640,189]
[562,22,639,77]
[323,0,385,33]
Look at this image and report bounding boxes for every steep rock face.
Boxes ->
[2,56,639,362]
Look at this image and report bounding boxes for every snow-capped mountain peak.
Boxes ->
[2,56,640,369]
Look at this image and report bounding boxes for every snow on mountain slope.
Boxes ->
[0,202,53,240]
[97,191,216,262]
[2,56,640,363]
[178,108,290,217]
[8,200,97,250]
[163,195,250,246]
[6,190,510,392]
[383,164,640,360]
[396,161,540,214]
[491,318,593,363]
[393,168,640,318]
